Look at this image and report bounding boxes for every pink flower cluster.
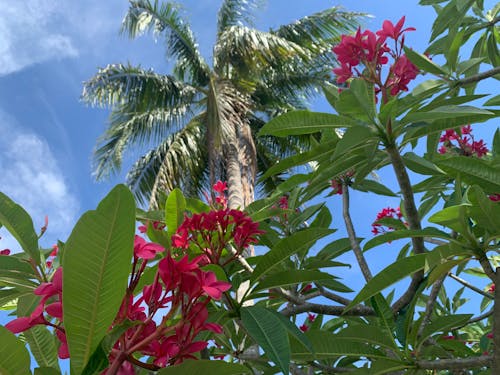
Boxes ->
[299,313,316,332]
[438,125,489,158]
[332,16,418,98]
[330,170,355,195]
[371,207,407,235]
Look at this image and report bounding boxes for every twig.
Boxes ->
[424,237,447,246]
[493,267,500,373]
[418,275,445,337]
[468,308,493,324]
[315,283,352,306]
[448,273,493,299]
[280,301,375,317]
[342,185,373,281]
[453,66,500,87]
[417,355,492,370]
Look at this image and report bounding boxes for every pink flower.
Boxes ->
[489,194,500,202]
[213,181,227,193]
[388,54,419,95]
[133,235,164,260]
[299,324,309,332]
[307,313,316,322]
[0,249,10,255]
[376,16,416,42]
[333,63,353,84]
[200,271,231,300]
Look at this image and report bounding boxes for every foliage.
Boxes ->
[1,0,500,374]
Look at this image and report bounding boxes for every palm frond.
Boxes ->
[82,64,200,111]
[93,104,195,180]
[214,26,311,75]
[122,0,210,86]
[216,0,263,35]
[272,7,365,53]
[126,117,208,207]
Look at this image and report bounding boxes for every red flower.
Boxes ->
[133,235,164,260]
[213,181,227,193]
[388,55,419,95]
[376,16,416,42]
[488,284,495,293]
[0,249,10,255]
[489,194,500,202]
[307,313,316,322]
[299,324,309,332]
[333,63,353,84]
[200,271,231,300]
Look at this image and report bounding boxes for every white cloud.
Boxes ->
[0,111,79,251]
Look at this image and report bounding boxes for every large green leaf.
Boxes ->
[436,156,500,192]
[157,360,251,374]
[241,306,290,374]
[345,254,427,311]
[335,324,398,350]
[165,188,186,238]
[404,47,450,76]
[24,325,60,371]
[347,79,377,120]
[428,205,469,233]
[0,192,40,263]
[363,227,451,252]
[290,330,384,360]
[34,368,60,375]
[63,185,136,374]
[403,152,444,175]
[258,110,355,137]
[253,270,333,292]
[403,105,493,123]
[0,255,38,290]
[333,126,376,159]
[251,228,334,281]
[467,185,500,234]
[0,325,31,375]
[418,314,472,347]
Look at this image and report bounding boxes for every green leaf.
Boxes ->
[63,184,136,375]
[0,325,31,375]
[241,306,290,374]
[165,188,186,238]
[484,94,500,106]
[428,205,469,233]
[345,254,427,311]
[157,360,251,374]
[427,258,467,285]
[404,47,450,76]
[0,192,40,264]
[251,228,334,281]
[291,330,384,360]
[349,79,377,120]
[336,324,398,350]
[258,110,355,137]
[436,156,500,192]
[467,185,500,233]
[403,152,444,175]
[418,314,472,347]
[24,325,60,371]
[253,270,333,292]
[333,126,376,159]
[0,255,38,289]
[185,197,210,213]
[271,311,314,354]
[404,105,493,122]
[363,227,451,252]
[353,179,398,197]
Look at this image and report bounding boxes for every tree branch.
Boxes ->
[448,272,494,299]
[453,66,500,87]
[468,308,493,324]
[493,267,500,373]
[342,185,372,281]
[418,275,445,337]
[417,355,492,370]
[315,283,352,306]
[281,301,375,317]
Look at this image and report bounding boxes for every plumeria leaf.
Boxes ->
[345,254,427,312]
[253,270,333,292]
[157,360,251,374]
[404,47,450,76]
[24,325,60,371]
[0,192,40,264]
[165,188,187,238]
[363,227,451,251]
[34,368,60,375]
[241,306,290,374]
[63,184,136,374]
[418,314,473,347]
[0,325,31,375]
[467,185,500,233]
[251,228,335,281]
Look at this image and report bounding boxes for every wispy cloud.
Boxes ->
[0,110,79,251]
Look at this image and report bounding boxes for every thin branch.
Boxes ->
[453,66,500,87]
[468,308,493,324]
[478,254,496,281]
[315,283,352,306]
[386,146,425,313]
[280,301,375,317]
[418,275,445,337]
[448,273,494,299]
[424,237,447,246]
[342,185,372,281]
[417,355,492,370]
[493,267,500,373]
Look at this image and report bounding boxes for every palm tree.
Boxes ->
[82,0,362,210]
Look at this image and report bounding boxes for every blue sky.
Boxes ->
[0,0,438,250]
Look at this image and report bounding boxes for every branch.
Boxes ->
[424,237,447,246]
[417,355,492,370]
[386,146,425,313]
[453,66,500,87]
[478,254,496,281]
[315,283,353,306]
[342,185,372,281]
[281,301,375,317]
[493,267,500,373]
[468,308,493,324]
[448,272,494,299]
[418,275,445,337]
